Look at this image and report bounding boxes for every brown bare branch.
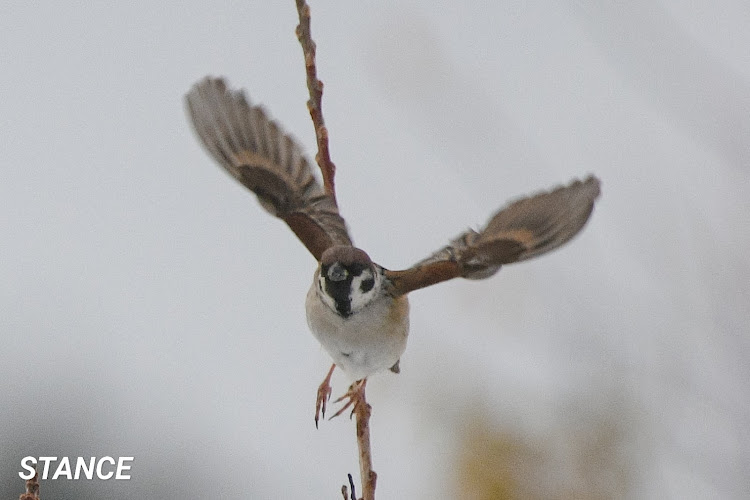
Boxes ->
[327,380,378,498]
[294,3,377,497]
[354,386,377,500]
[19,470,39,500]
[294,0,338,206]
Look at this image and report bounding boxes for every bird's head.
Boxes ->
[317,245,381,318]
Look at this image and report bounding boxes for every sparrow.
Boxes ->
[185,77,601,425]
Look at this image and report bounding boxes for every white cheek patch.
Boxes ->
[349,269,379,313]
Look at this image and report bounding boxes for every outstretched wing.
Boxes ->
[185,77,352,261]
[384,176,601,296]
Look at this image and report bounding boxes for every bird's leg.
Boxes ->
[315,363,336,428]
[329,378,368,421]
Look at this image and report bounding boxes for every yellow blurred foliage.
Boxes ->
[456,414,631,500]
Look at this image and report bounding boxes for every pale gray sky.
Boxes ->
[2,1,748,498]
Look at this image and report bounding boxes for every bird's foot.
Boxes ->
[329,378,368,421]
[315,364,336,428]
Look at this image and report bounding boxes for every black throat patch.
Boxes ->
[321,262,369,319]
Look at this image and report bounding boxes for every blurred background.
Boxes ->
[2,1,748,498]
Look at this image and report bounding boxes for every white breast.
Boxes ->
[305,275,409,381]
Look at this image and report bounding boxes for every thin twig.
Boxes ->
[293,3,377,498]
[354,386,377,500]
[19,470,40,500]
[347,473,357,500]
[328,381,377,498]
[294,0,338,206]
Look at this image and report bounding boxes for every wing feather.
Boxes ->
[385,176,601,296]
[185,77,352,261]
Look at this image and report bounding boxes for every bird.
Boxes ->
[185,77,601,426]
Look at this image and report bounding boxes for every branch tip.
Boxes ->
[19,470,40,500]
[294,0,338,205]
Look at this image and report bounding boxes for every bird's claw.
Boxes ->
[329,379,367,421]
[315,379,332,428]
[315,364,336,428]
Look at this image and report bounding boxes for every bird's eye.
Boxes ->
[360,277,375,293]
[327,263,348,282]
